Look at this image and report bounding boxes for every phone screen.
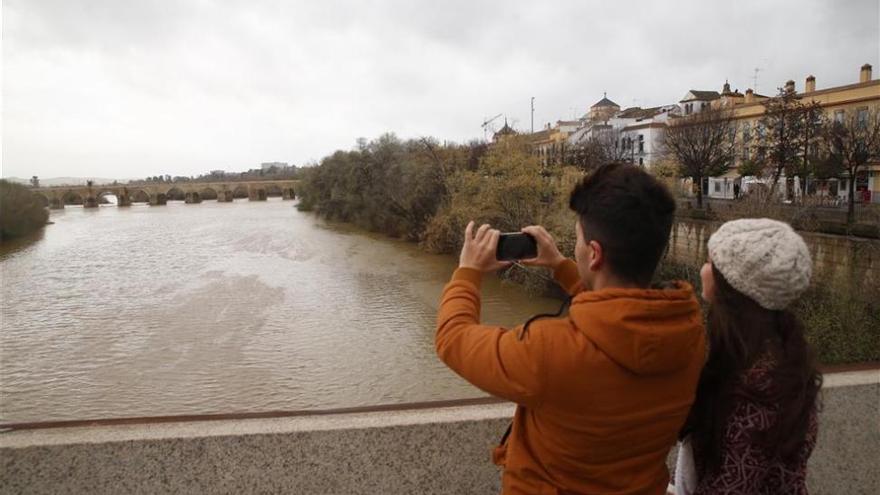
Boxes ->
[496,233,538,261]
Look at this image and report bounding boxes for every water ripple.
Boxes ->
[0,200,556,422]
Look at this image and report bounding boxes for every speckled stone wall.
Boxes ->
[667,219,880,290]
[1,372,877,494]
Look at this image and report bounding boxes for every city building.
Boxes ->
[531,120,580,167]
[492,120,517,143]
[704,64,879,203]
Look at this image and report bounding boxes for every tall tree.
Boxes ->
[662,107,736,208]
[754,85,806,200]
[822,107,880,224]
[788,100,827,201]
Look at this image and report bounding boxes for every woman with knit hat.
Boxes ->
[671,218,822,495]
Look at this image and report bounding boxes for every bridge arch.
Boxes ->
[199,187,218,200]
[130,189,151,204]
[265,184,283,198]
[165,187,186,201]
[96,190,120,205]
[62,191,84,206]
[232,185,249,199]
[34,193,50,208]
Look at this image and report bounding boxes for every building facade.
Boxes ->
[704,64,879,203]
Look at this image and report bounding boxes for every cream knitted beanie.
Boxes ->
[707,218,812,310]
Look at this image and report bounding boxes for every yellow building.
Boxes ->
[530,120,581,167]
[707,63,879,202]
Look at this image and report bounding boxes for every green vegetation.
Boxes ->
[0,179,49,241]
[298,133,879,365]
[297,134,488,240]
[656,257,879,365]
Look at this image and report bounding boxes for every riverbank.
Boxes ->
[0,180,50,242]
[296,136,879,365]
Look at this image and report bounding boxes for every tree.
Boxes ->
[0,180,49,241]
[662,107,736,208]
[790,100,827,200]
[754,85,806,200]
[737,159,764,178]
[821,107,880,224]
[567,127,631,173]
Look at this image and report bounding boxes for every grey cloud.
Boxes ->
[2,0,878,179]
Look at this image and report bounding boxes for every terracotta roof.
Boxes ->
[680,90,721,102]
[591,96,619,108]
[493,123,516,137]
[527,129,553,142]
[618,106,663,120]
[617,107,644,118]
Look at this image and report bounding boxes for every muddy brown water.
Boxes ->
[0,199,557,423]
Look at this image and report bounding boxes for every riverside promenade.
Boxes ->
[1,368,877,494]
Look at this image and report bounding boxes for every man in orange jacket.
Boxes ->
[436,163,705,494]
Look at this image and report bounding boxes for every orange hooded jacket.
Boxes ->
[436,259,705,495]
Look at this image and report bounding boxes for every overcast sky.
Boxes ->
[2,0,878,180]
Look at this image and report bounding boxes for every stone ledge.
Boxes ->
[1,370,877,494]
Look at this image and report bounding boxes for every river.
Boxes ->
[0,199,558,423]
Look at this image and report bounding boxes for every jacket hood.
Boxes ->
[568,282,704,375]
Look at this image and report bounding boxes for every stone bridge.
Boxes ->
[32,180,299,209]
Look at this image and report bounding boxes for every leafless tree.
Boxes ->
[821,107,880,224]
[662,107,736,208]
[567,127,631,173]
[790,100,827,201]
[754,86,806,199]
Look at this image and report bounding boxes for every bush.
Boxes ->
[796,284,880,364]
[298,134,878,365]
[0,180,49,241]
[297,135,485,241]
[656,255,879,365]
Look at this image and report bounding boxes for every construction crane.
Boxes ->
[481,113,503,140]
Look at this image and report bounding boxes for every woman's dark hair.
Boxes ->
[568,163,675,285]
[684,265,822,475]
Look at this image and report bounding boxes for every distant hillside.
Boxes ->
[2,177,121,187]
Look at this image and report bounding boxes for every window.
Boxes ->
[834,110,845,123]
[714,181,721,192]
[742,122,751,160]
[857,108,868,128]
[639,157,644,166]
[638,135,644,154]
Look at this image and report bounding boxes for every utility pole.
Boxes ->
[530,97,535,134]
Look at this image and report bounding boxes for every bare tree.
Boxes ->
[662,107,736,208]
[790,100,827,201]
[821,107,880,224]
[567,127,631,173]
[754,85,806,200]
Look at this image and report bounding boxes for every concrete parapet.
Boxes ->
[1,371,876,494]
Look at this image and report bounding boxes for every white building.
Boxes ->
[567,99,679,170]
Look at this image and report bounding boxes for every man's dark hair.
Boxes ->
[569,163,676,285]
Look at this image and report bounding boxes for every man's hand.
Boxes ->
[459,221,512,272]
[520,225,567,269]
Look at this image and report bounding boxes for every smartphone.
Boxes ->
[496,232,538,261]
